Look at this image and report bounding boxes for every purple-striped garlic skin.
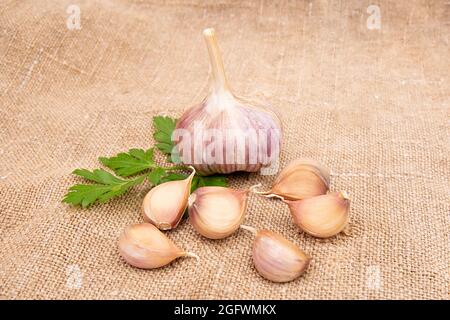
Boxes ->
[251,229,310,283]
[174,96,281,176]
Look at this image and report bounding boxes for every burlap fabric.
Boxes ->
[0,0,448,300]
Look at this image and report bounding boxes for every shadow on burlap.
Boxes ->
[0,0,448,299]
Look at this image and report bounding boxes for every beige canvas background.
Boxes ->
[0,0,449,299]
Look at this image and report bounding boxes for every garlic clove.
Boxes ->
[188,186,248,239]
[142,168,195,230]
[173,28,282,175]
[259,159,330,200]
[286,191,350,238]
[241,225,310,283]
[118,223,199,269]
[274,159,330,187]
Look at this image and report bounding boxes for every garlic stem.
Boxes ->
[183,166,196,187]
[342,224,352,236]
[240,224,258,236]
[251,190,269,195]
[248,184,271,196]
[203,28,230,93]
[340,191,350,200]
[187,165,196,177]
[183,251,201,262]
[265,193,286,201]
[248,184,286,201]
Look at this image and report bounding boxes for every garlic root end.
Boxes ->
[265,193,286,201]
[188,166,196,177]
[202,27,229,92]
[248,183,265,194]
[240,225,258,236]
[340,190,350,200]
[183,251,200,262]
[244,185,284,200]
[157,222,172,230]
[342,224,352,236]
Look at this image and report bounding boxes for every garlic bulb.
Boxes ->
[257,159,330,200]
[241,225,310,283]
[188,186,248,239]
[286,191,350,238]
[173,28,282,175]
[142,168,195,230]
[118,223,199,269]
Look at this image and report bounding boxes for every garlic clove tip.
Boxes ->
[183,251,201,262]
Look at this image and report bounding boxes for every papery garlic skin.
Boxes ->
[287,192,350,238]
[264,159,330,200]
[188,186,248,239]
[242,226,310,283]
[173,28,282,176]
[118,223,198,269]
[142,169,195,230]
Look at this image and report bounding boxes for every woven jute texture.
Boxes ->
[0,0,449,300]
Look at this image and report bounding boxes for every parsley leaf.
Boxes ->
[153,116,176,152]
[63,169,145,208]
[99,148,155,177]
[195,175,228,188]
[63,115,228,208]
[152,116,180,163]
[147,167,166,185]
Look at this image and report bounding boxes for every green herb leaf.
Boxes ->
[63,169,145,208]
[147,167,166,185]
[195,175,228,188]
[159,172,188,184]
[99,148,155,177]
[155,143,173,154]
[153,116,177,161]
